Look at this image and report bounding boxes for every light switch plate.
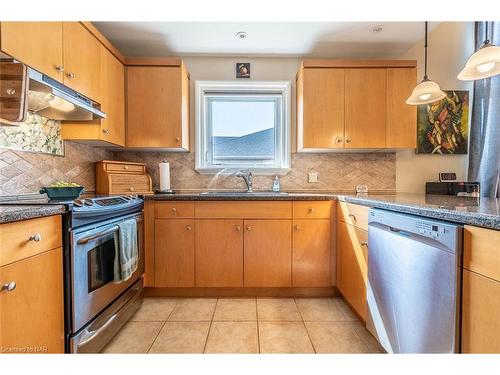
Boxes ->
[308,171,318,183]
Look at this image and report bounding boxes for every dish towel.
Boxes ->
[113,218,139,283]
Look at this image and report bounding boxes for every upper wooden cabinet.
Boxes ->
[62,22,102,102]
[0,22,64,83]
[62,45,125,146]
[126,63,190,150]
[296,60,417,151]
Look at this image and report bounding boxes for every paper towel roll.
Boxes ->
[159,162,171,191]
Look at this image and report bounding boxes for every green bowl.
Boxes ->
[40,186,84,200]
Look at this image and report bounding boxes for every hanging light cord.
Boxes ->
[423,21,428,80]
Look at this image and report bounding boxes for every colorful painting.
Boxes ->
[236,63,250,78]
[416,90,469,154]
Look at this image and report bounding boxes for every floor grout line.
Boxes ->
[294,298,317,354]
[202,298,218,354]
[146,298,179,354]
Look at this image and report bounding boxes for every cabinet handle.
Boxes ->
[129,187,135,192]
[235,225,241,231]
[55,65,64,72]
[6,88,16,95]
[29,233,42,242]
[294,225,301,231]
[103,128,110,134]
[348,213,356,221]
[335,137,343,144]
[123,165,129,170]
[1,281,16,292]
[175,137,180,142]
[361,241,368,247]
[246,226,251,231]
[66,72,75,79]
[171,207,177,212]
[308,208,315,214]
[186,225,192,231]
[346,138,352,144]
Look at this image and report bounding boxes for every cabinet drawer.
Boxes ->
[0,215,62,267]
[109,174,151,194]
[195,201,292,219]
[293,201,332,219]
[155,201,195,218]
[338,201,369,231]
[106,162,145,174]
[464,225,500,281]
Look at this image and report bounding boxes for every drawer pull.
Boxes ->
[129,187,135,192]
[348,213,357,221]
[171,207,177,212]
[294,225,301,231]
[175,137,180,142]
[103,128,110,134]
[308,208,315,214]
[66,72,75,79]
[361,241,368,247]
[1,281,16,292]
[346,138,352,144]
[235,225,241,231]
[29,233,42,242]
[123,165,128,169]
[186,225,192,231]
[246,226,251,232]
[55,65,64,72]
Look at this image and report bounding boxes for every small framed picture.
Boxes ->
[236,63,250,78]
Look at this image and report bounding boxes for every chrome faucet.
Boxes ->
[236,171,253,192]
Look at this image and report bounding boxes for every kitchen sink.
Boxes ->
[198,191,289,196]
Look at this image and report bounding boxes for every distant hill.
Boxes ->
[213,128,274,157]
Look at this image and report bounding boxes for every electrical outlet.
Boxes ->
[308,171,318,183]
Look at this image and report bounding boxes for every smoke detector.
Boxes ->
[236,31,248,40]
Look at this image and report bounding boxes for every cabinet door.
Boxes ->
[292,219,331,287]
[0,22,64,82]
[244,220,292,287]
[99,46,125,146]
[195,219,244,287]
[154,219,194,287]
[337,221,368,320]
[297,68,345,150]
[345,68,386,148]
[386,68,417,148]
[462,270,500,353]
[126,66,188,149]
[62,22,101,101]
[0,248,64,353]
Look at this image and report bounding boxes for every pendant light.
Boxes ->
[458,21,500,80]
[406,22,446,105]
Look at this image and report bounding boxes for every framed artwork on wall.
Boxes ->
[236,63,250,78]
[416,90,469,154]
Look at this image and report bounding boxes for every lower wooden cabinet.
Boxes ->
[195,219,244,287]
[292,219,331,287]
[462,269,500,353]
[244,220,292,287]
[154,219,195,287]
[0,247,64,353]
[337,220,368,320]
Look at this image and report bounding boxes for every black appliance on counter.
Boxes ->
[425,181,480,197]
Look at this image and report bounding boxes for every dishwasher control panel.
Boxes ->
[415,221,446,238]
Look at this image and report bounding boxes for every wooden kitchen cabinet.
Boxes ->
[243,220,292,287]
[126,64,190,150]
[297,68,345,150]
[337,220,368,320]
[0,22,64,83]
[292,219,331,287]
[62,44,125,146]
[195,219,244,287]
[154,219,195,287]
[62,22,102,102]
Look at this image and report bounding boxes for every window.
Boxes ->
[195,81,290,174]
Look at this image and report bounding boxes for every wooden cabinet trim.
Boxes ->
[301,59,417,69]
[463,225,500,281]
[155,201,195,219]
[337,201,369,231]
[195,201,292,219]
[292,201,332,219]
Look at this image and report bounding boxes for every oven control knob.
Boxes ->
[73,199,84,207]
[83,199,94,206]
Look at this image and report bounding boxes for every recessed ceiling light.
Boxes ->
[372,25,384,33]
[236,31,247,40]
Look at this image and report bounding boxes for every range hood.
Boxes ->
[1,57,106,123]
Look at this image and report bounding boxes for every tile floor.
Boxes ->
[102,297,384,354]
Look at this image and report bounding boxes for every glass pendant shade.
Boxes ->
[406,78,447,105]
[457,42,500,80]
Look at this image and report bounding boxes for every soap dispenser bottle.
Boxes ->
[272,176,280,192]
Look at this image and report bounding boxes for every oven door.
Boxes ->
[70,212,144,333]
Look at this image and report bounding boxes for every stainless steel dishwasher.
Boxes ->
[366,208,463,353]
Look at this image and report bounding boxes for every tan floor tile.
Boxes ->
[129,297,177,322]
[102,322,163,353]
[305,322,369,353]
[168,298,217,321]
[205,322,258,353]
[259,322,314,353]
[351,321,385,353]
[257,298,301,321]
[213,298,256,321]
[333,297,360,321]
[148,322,211,353]
[295,298,346,321]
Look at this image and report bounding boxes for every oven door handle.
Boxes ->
[76,217,144,245]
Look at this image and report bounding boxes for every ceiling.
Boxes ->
[94,22,438,59]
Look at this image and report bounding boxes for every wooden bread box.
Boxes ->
[96,160,153,195]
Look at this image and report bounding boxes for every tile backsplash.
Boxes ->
[0,142,112,195]
[113,151,396,193]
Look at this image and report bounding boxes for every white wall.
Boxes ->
[396,22,474,193]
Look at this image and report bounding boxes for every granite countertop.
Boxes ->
[0,204,66,224]
[340,193,500,230]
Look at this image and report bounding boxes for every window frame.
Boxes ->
[195,81,291,175]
